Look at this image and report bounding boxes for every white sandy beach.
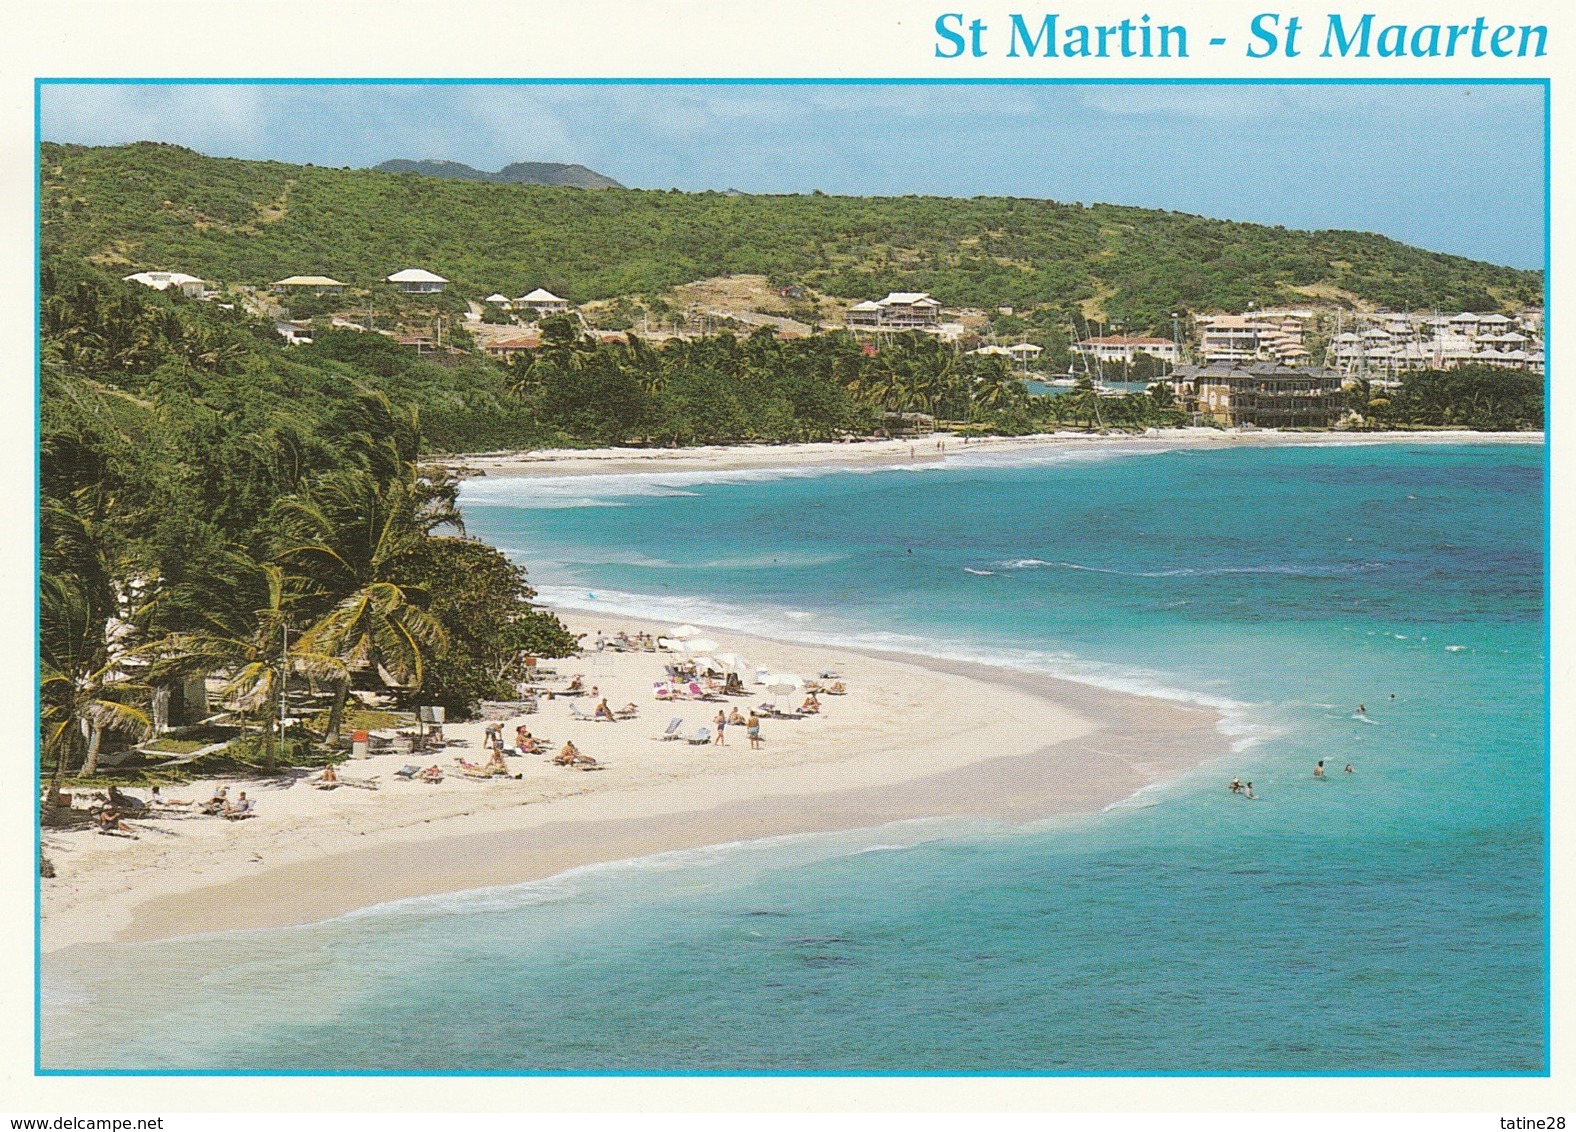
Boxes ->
[437,427,1542,479]
[39,611,1227,954]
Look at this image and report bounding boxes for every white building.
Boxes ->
[516,287,570,314]
[846,292,942,330]
[387,268,448,294]
[273,275,346,295]
[1072,335,1180,365]
[123,270,205,297]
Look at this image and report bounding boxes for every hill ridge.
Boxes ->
[40,142,1541,329]
[371,158,623,189]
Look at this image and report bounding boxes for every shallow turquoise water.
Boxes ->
[44,440,1546,1072]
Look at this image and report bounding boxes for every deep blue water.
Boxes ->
[43,439,1546,1072]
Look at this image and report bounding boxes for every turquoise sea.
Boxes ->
[43,439,1546,1073]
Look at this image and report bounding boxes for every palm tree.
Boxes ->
[277,467,457,743]
[142,559,344,767]
[39,574,151,812]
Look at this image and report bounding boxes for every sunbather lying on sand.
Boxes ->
[825,681,847,695]
[552,741,600,769]
[728,707,747,726]
[419,765,444,784]
[800,693,821,714]
[95,806,138,838]
[199,786,229,815]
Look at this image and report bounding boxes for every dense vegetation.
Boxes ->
[39,259,580,809]
[1348,366,1545,431]
[42,142,1542,331]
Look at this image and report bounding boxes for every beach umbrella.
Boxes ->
[669,624,701,639]
[714,652,751,675]
[683,637,720,654]
[691,656,722,673]
[762,673,803,698]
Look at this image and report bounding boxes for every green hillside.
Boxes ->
[40,142,1541,332]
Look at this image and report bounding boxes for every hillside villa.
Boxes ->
[273,275,346,296]
[123,270,205,297]
[517,287,570,314]
[847,292,942,330]
[388,268,448,294]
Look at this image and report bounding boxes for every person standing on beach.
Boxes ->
[714,710,727,746]
[747,711,762,749]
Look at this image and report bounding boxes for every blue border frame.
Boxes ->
[32,74,1553,1080]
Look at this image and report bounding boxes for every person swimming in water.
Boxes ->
[1356,704,1367,715]
[1228,778,1244,794]
[1344,763,1354,775]
[1314,760,1326,779]
[1244,782,1256,800]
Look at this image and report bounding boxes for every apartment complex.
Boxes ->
[1326,311,1544,376]
[1169,363,1346,428]
[1194,311,1312,366]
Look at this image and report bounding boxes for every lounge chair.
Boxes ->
[222,800,255,821]
[656,716,684,741]
[685,726,711,745]
[568,702,595,721]
[393,763,422,780]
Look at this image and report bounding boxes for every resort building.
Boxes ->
[846,292,942,330]
[387,268,448,294]
[123,270,205,297]
[1324,311,1544,376]
[1170,363,1345,428]
[1194,312,1311,366]
[273,275,346,296]
[484,293,512,307]
[1071,335,1180,365]
[516,287,571,314]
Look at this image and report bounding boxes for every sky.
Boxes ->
[39,82,1546,269]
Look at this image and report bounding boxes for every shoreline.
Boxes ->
[435,428,1544,479]
[40,614,1229,954]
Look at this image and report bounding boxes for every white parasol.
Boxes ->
[668,624,701,639]
[682,637,720,655]
[713,652,751,675]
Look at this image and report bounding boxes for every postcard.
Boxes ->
[5,1,1569,1125]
